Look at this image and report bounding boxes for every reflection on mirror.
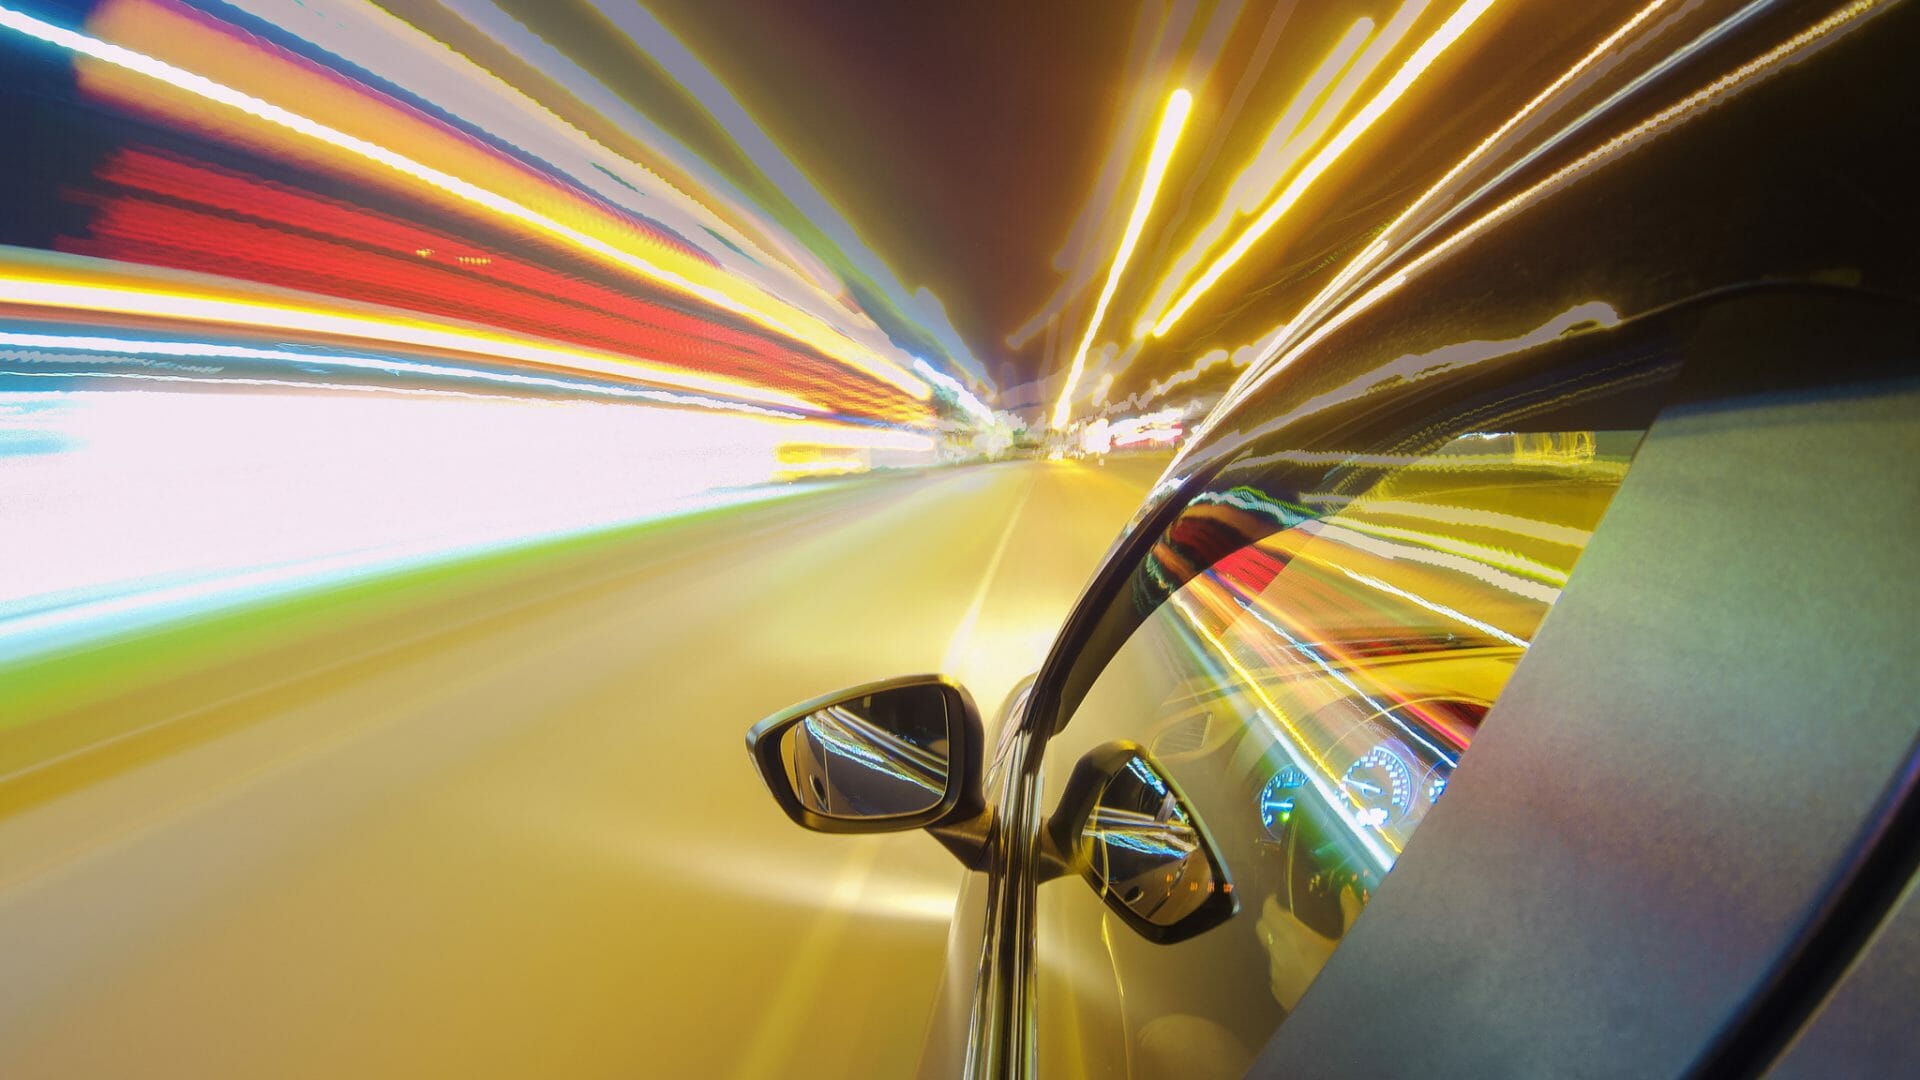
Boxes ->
[1083,755,1221,927]
[780,684,951,820]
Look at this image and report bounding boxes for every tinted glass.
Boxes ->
[1034,427,1645,1078]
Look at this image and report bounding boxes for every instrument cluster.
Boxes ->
[1255,735,1454,846]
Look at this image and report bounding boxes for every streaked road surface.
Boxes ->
[0,456,1164,1079]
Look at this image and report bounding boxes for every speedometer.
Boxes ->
[1258,764,1307,836]
[1341,745,1412,828]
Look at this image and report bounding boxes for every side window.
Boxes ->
[1033,428,1646,1079]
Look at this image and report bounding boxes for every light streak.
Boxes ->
[0,266,821,414]
[1170,592,1400,868]
[1229,588,1459,767]
[0,330,808,418]
[1151,0,1500,338]
[0,0,1002,701]
[1202,0,1881,433]
[805,706,948,791]
[1230,17,1390,221]
[0,471,841,667]
[1311,522,1559,604]
[1109,320,1288,415]
[1310,0,1676,318]
[62,146,924,422]
[1183,298,1619,472]
[1336,567,1532,649]
[440,0,840,289]
[1051,87,1193,430]
[1002,2,1199,355]
[1346,498,1594,548]
[581,0,993,389]
[1108,410,1185,448]
[417,0,851,304]
[1132,14,1389,338]
[912,358,994,425]
[1,367,533,405]
[0,387,932,665]
[0,4,931,402]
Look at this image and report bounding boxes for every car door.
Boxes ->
[997,0,1920,1068]
[1005,285,1919,1077]
[1015,286,1689,1077]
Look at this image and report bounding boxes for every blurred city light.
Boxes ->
[0,1,1890,1074]
[1151,0,1500,338]
[0,0,1007,673]
[1050,86,1192,430]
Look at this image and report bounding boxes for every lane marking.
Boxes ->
[940,474,1037,678]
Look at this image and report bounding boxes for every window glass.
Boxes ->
[1034,428,1644,1079]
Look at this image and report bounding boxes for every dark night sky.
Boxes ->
[637,0,1142,390]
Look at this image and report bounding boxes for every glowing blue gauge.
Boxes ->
[1426,771,1449,805]
[1341,745,1412,828]
[1258,764,1307,835]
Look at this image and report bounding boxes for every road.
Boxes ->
[0,456,1166,1079]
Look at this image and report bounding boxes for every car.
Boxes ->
[745,1,1918,1076]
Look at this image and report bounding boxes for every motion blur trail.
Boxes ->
[0,456,1163,1079]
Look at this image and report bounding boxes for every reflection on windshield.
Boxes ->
[1039,428,1645,1075]
[1172,432,1634,922]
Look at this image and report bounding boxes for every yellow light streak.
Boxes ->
[0,255,821,413]
[1172,594,1401,866]
[1175,1,1677,438]
[0,5,929,402]
[1199,0,1881,441]
[1133,17,1379,339]
[1235,16,1389,220]
[1346,499,1594,548]
[1051,87,1193,431]
[1311,0,1674,317]
[1151,0,1500,338]
[1324,519,1572,589]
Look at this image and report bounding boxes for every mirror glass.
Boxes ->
[1083,754,1219,927]
[780,684,951,819]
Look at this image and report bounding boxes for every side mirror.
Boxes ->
[746,675,985,840]
[1047,742,1237,944]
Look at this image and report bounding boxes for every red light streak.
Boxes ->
[61,149,928,423]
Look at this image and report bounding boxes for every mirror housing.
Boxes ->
[1046,742,1237,944]
[746,675,986,841]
